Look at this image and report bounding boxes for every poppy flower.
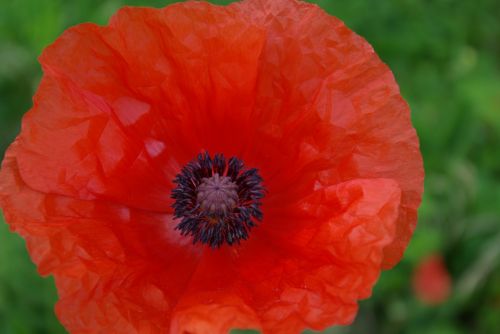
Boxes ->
[0,0,424,333]
[413,255,451,305]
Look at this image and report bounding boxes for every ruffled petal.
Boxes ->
[313,68,423,268]
[103,4,267,158]
[232,0,423,267]
[16,2,266,212]
[170,294,260,334]
[0,144,203,333]
[2,142,399,333]
[168,178,401,333]
[16,76,175,212]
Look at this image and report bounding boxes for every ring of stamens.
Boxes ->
[171,152,265,247]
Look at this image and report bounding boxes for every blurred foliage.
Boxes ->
[0,0,499,333]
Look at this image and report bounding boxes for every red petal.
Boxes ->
[17,76,175,211]
[1,142,400,332]
[166,178,401,333]
[17,3,266,212]
[170,295,260,333]
[233,0,423,268]
[0,145,202,333]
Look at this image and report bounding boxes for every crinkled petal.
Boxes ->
[0,145,202,333]
[170,295,260,334]
[2,142,400,333]
[17,3,266,212]
[232,0,423,267]
[168,178,401,333]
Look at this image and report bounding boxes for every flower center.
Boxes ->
[171,153,265,248]
[197,173,238,215]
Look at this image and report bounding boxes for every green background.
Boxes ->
[1,0,499,333]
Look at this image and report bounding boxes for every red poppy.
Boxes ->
[0,0,423,333]
[413,255,451,305]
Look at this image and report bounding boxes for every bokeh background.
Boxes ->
[1,0,499,333]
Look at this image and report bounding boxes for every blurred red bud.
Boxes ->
[413,254,452,305]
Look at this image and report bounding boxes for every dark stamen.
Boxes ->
[171,152,265,248]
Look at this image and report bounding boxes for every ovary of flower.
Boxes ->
[197,173,239,215]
